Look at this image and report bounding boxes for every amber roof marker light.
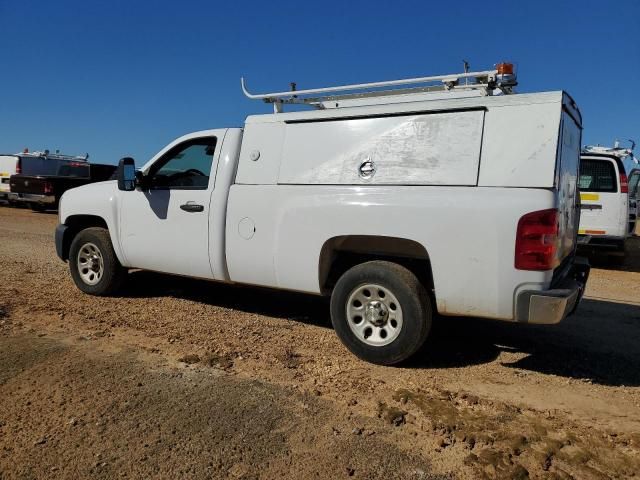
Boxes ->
[494,62,517,92]
[496,62,515,75]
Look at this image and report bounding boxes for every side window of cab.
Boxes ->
[147,137,217,189]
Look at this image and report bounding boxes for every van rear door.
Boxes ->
[579,156,627,238]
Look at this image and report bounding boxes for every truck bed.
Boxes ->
[10,164,116,208]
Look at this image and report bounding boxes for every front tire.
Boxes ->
[330,261,432,365]
[69,227,126,296]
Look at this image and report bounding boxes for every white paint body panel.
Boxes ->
[59,90,582,322]
[478,103,561,187]
[58,180,126,263]
[225,185,554,319]
[278,111,484,186]
[235,123,284,185]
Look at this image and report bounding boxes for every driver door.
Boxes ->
[119,135,218,279]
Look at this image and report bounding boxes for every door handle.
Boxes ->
[180,202,204,213]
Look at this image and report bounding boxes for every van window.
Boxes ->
[579,159,617,193]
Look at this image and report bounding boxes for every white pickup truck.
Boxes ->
[55,64,590,365]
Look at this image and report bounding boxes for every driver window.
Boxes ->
[149,137,217,189]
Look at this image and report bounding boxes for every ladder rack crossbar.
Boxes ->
[274,83,493,108]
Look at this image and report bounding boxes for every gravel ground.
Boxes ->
[1,206,639,479]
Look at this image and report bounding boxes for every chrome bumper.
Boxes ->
[516,257,590,324]
[7,193,55,204]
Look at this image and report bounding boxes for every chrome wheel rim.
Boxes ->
[77,242,104,286]
[346,283,403,347]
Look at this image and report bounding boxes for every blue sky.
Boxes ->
[1,0,639,165]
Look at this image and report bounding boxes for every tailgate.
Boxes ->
[9,175,48,195]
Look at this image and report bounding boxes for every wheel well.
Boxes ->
[61,215,109,260]
[319,235,434,296]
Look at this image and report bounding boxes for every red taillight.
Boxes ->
[15,159,21,174]
[43,181,53,194]
[515,209,559,271]
[620,172,628,193]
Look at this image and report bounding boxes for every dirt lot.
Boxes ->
[1,206,639,479]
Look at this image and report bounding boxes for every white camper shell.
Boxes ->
[55,64,590,365]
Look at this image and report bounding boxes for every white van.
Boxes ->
[0,155,19,202]
[578,153,631,260]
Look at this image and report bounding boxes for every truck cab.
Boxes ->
[116,129,239,280]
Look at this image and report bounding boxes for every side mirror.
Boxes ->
[117,157,136,191]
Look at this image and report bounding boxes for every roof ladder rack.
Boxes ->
[241,62,517,113]
[20,150,90,162]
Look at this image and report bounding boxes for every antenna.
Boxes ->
[463,60,470,86]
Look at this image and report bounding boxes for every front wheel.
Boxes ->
[69,227,126,296]
[330,261,432,365]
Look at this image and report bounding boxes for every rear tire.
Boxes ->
[608,241,627,267]
[30,203,46,212]
[608,253,626,267]
[69,227,126,296]
[330,261,432,365]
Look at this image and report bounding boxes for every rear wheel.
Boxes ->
[69,227,126,296]
[330,261,432,365]
[608,240,627,267]
[30,203,46,212]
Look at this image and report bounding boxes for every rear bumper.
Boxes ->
[515,257,590,324]
[8,193,56,205]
